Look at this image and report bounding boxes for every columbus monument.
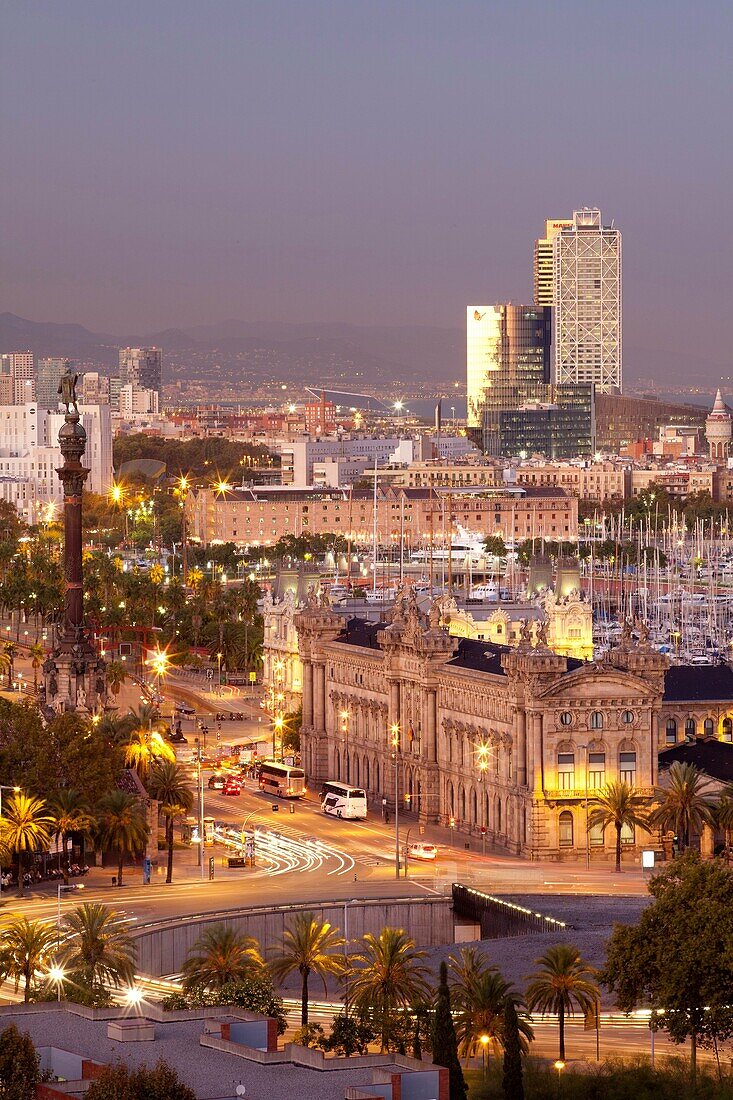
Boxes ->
[42,367,107,714]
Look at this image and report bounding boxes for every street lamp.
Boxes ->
[390,723,401,879]
[57,883,85,948]
[195,737,205,879]
[554,1060,565,1095]
[480,1033,489,1078]
[147,646,170,698]
[48,964,66,1003]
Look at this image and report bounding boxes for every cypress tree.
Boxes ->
[432,961,467,1100]
[502,997,525,1100]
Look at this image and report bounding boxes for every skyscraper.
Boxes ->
[118,347,162,401]
[0,352,35,404]
[37,357,70,408]
[466,304,593,458]
[533,219,572,307]
[553,208,622,393]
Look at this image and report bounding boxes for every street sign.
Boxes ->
[642,849,655,869]
[249,672,257,683]
[208,856,215,881]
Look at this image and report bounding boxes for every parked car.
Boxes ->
[223,777,242,796]
[407,842,437,861]
[207,774,226,791]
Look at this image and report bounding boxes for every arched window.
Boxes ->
[560,711,573,727]
[497,799,502,833]
[559,811,574,848]
[354,756,360,786]
[589,820,605,847]
[704,718,714,738]
[461,788,466,821]
[365,758,370,790]
[375,761,380,793]
[590,711,604,730]
[723,719,733,743]
[685,717,696,740]
[335,748,341,780]
[620,748,636,786]
[345,752,350,783]
[665,718,677,745]
[472,789,478,824]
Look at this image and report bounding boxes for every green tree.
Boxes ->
[349,928,431,1052]
[270,911,345,1027]
[588,781,650,873]
[526,945,598,1061]
[85,1060,196,1100]
[50,788,96,884]
[483,535,507,558]
[124,722,175,780]
[432,961,467,1100]
[28,643,44,692]
[106,660,128,697]
[322,1012,374,1055]
[603,853,733,1083]
[0,917,56,1002]
[147,761,193,883]
[0,791,54,897]
[181,925,264,992]
[0,1023,40,1100]
[62,903,137,995]
[96,790,149,887]
[649,761,716,852]
[502,997,525,1100]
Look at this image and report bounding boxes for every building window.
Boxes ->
[665,718,677,746]
[559,811,574,847]
[704,718,714,738]
[620,751,636,786]
[589,820,605,848]
[621,821,635,846]
[622,710,634,725]
[557,753,575,791]
[590,711,603,730]
[685,717,696,740]
[723,718,733,743]
[559,711,572,727]
[588,752,605,789]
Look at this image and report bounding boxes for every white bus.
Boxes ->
[258,760,306,799]
[320,780,368,820]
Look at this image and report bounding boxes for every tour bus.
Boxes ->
[258,760,306,799]
[320,780,368,820]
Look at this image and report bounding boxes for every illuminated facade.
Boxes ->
[533,219,572,307]
[553,209,622,394]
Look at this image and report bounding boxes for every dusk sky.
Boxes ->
[2,1,732,379]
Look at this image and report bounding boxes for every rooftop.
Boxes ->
[663,663,733,701]
[659,738,733,783]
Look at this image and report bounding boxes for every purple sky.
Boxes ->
[2,1,732,380]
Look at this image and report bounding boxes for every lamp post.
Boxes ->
[554,1060,565,1096]
[480,1033,489,1079]
[195,737,205,877]
[390,723,401,879]
[48,964,66,1003]
[0,784,20,893]
[57,883,84,949]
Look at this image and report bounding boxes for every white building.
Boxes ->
[278,434,477,488]
[0,403,112,520]
[553,208,622,394]
[119,384,159,415]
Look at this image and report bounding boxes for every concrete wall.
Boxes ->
[134,897,453,978]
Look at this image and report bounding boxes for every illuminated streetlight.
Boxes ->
[48,964,66,1002]
[480,1033,490,1078]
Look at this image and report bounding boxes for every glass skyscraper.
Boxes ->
[467,304,593,458]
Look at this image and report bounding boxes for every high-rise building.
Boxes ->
[533,219,572,307]
[0,352,36,404]
[553,208,622,394]
[81,372,110,405]
[118,347,162,402]
[466,304,593,458]
[37,357,70,408]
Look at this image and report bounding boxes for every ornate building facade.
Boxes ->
[289,591,733,861]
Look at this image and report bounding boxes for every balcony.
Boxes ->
[544,786,654,802]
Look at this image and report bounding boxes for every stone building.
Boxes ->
[291,593,733,861]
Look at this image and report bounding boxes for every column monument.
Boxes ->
[42,367,107,714]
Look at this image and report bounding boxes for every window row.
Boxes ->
[559,810,634,848]
[557,750,636,789]
[559,710,634,730]
[665,717,733,745]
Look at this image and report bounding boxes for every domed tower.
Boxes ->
[705,389,732,461]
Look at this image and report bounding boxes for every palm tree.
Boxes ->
[181,925,264,992]
[124,725,175,780]
[526,945,599,1061]
[147,761,194,884]
[106,660,128,698]
[349,928,431,1052]
[96,790,149,887]
[29,642,45,691]
[3,641,16,688]
[0,792,54,897]
[50,789,96,884]
[448,947,532,1061]
[588,780,650,872]
[716,791,733,862]
[0,917,56,1001]
[97,712,136,745]
[270,912,345,1027]
[649,761,717,852]
[62,903,136,993]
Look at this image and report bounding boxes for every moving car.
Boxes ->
[175,701,195,715]
[408,842,438,861]
[223,777,242,796]
[207,774,226,791]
